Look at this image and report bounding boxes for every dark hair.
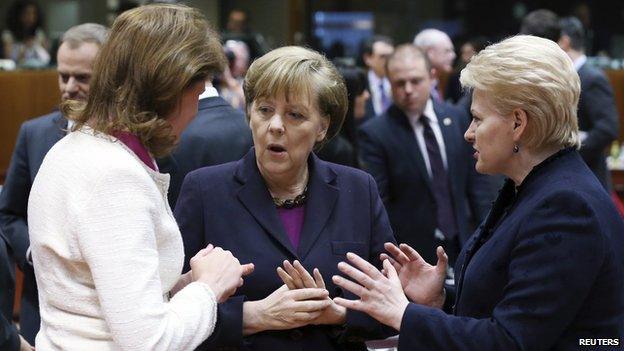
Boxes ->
[559,16,585,51]
[520,9,561,42]
[335,64,367,147]
[6,0,44,41]
[465,36,489,54]
[358,35,394,66]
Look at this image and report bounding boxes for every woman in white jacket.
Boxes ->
[27,4,254,350]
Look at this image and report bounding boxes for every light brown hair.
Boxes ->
[63,4,226,157]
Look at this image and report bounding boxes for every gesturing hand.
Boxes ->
[277,260,347,325]
[332,253,409,331]
[190,245,255,303]
[243,285,331,335]
[380,243,447,308]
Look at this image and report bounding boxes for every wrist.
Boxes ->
[431,287,446,309]
[389,301,409,331]
[243,300,266,336]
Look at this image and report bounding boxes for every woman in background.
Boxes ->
[2,0,50,66]
[28,4,252,350]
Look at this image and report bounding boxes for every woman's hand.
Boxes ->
[242,285,331,335]
[190,244,255,303]
[277,260,347,325]
[380,243,447,308]
[19,335,35,351]
[332,253,409,331]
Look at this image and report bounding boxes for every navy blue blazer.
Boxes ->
[157,96,253,208]
[398,149,624,350]
[577,62,619,191]
[0,110,67,344]
[175,148,396,350]
[358,102,496,264]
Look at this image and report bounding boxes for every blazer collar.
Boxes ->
[198,96,232,111]
[234,149,338,260]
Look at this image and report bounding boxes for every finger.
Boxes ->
[293,310,324,323]
[291,298,332,312]
[435,246,448,275]
[242,263,255,276]
[293,260,316,288]
[289,287,329,301]
[283,260,306,288]
[380,253,402,273]
[384,242,411,265]
[337,261,377,289]
[312,268,326,289]
[277,267,297,290]
[332,274,367,298]
[238,277,244,287]
[333,297,365,313]
[399,243,425,263]
[383,259,400,284]
[345,252,385,281]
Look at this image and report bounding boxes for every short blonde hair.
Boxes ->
[460,35,580,150]
[64,4,225,157]
[243,46,347,144]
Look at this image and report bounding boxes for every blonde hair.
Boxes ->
[460,35,580,150]
[243,46,347,144]
[63,4,226,157]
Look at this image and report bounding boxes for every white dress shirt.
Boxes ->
[406,99,449,178]
[368,70,392,115]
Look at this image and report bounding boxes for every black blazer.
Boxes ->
[0,232,19,351]
[0,111,67,344]
[175,149,395,350]
[398,149,624,350]
[358,102,495,264]
[157,96,253,208]
[577,62,619,191]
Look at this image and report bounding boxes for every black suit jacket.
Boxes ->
[175,149,395,350]
[358,102,494,264]
[398,149,624,350]
[0,232,19,351]
[157,96,253,208]
[576,62,619,191]
[0,111,67,344]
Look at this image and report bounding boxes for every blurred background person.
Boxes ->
[332,35,624,351]
[175,46,396,350]
[317,63,369,168]
[0,229,33,351]
[222,8,269,61]
[521,10,619,192]
[2,0,49,67]
[27,4,252,349]
[0,22,108,345]
[359,44,494,268]
[414,28,456,103]
[445,36,488,104]
[359,35,394,122]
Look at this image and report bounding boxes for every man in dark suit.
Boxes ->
[0,23,108,344]
[360,35,394,122]
[359,44,492,265]
[1,229,26,351]
[558,16,619,191]
[521,11,619,191]
[157,80,253,208]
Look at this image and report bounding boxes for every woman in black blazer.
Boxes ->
[331,35,624,350]
[175,46,396,350]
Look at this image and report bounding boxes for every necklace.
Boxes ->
[272,186,309,209]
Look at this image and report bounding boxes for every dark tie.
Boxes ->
[420,116,458,239]
[379,82,390,112]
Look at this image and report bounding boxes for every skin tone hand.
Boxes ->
[380,243,447,308]
[242,285,331,336]
[277,260,347,325]
[332,253,409,331]
[19,335,35,351]
[190,244,255,303]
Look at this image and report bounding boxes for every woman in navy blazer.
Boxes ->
[175,46,396,350]
[331,35,624,350]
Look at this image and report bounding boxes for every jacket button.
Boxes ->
[290,329,304,341]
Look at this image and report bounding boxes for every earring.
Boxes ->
[513,144,520,153]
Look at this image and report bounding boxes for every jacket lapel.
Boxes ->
[297,155,338,260]
[234,150,298,258]
[434,102,460,199]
